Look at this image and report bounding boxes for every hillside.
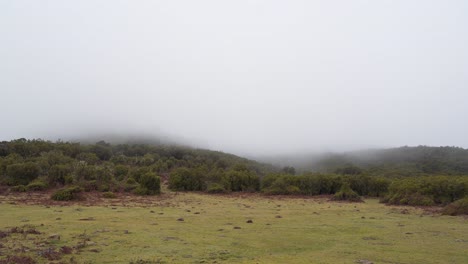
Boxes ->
[267,146,468,176]
[0,138,276,194]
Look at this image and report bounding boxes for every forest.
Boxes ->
[0,139,467,215]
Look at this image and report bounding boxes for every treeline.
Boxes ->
[1,139,467,214]
[0,139,274,199]
[298,146,468,176]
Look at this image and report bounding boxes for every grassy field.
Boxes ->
[0,192,467,264]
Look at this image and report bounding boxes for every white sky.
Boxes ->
[1,1,468,155]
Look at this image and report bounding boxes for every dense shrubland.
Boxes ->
[0,139,273,199]
[0,139,467,213]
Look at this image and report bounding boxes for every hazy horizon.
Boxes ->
[1,1,467,156]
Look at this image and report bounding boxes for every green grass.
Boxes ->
[0,192,467,263]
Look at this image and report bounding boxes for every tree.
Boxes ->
[282,166,296,175]
[139,172,161,195]
[6,162,40,185]
[169,167,205,191]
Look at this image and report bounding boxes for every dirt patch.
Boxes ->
[38,248,62,261]
[0,231,8,239]
[0,255,36,264]
[60,246,73,254]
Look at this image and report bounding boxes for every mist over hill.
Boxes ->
[261,146,468,176]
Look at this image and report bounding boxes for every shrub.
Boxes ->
[380,176,467,206]
[114,165,129,181]
[102,191,116,199]
[169,168,205,191]
[138,172,160,195]
[130,167,151,183]
[263,175,300,195]
[6,162,40,185]
[80,180,98,192]
[51,186,83,201]
[48,164,71,186]
[206,183,226,193]
[382,192,435,206]
[133,186,150,195]
[126,177,137,184]
[124,178,139,192]
[332,183,363,202]
[441,197,468,216]
[347,175,390,197]
[26,180,48,191]
[11,185,27,192]
[224,170,260,192]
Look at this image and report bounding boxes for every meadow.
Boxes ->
[0,192,467,264]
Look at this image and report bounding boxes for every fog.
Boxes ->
[1,1,468,156]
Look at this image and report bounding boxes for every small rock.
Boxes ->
[124,230,129,234]
[177,218,184,222]
[246,220,253,223]
[79,217,95,221]
[233,226,241,229]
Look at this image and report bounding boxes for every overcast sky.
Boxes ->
[1,1,467,156]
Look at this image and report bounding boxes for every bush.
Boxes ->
[126,177,137,184]
[133,186,150,195]
[347,175,390,197]
[382,192,435,206]
[138,172,160,195]
[48,164,71,186]
[332,183,363,202]
[11,185,27,192]
[102,191,116,199]
[114,165,129,181]
[124,178,139,192]
[380,176,467,206]
[224,170,260,192]
[169,168,205,191]
[261,173,342,196]
[51,186,83,201]
[442,197,468,216]
[6,162,40,185]
[26,180,48,191]
[206,183,226,194]
[80,180,99,192]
